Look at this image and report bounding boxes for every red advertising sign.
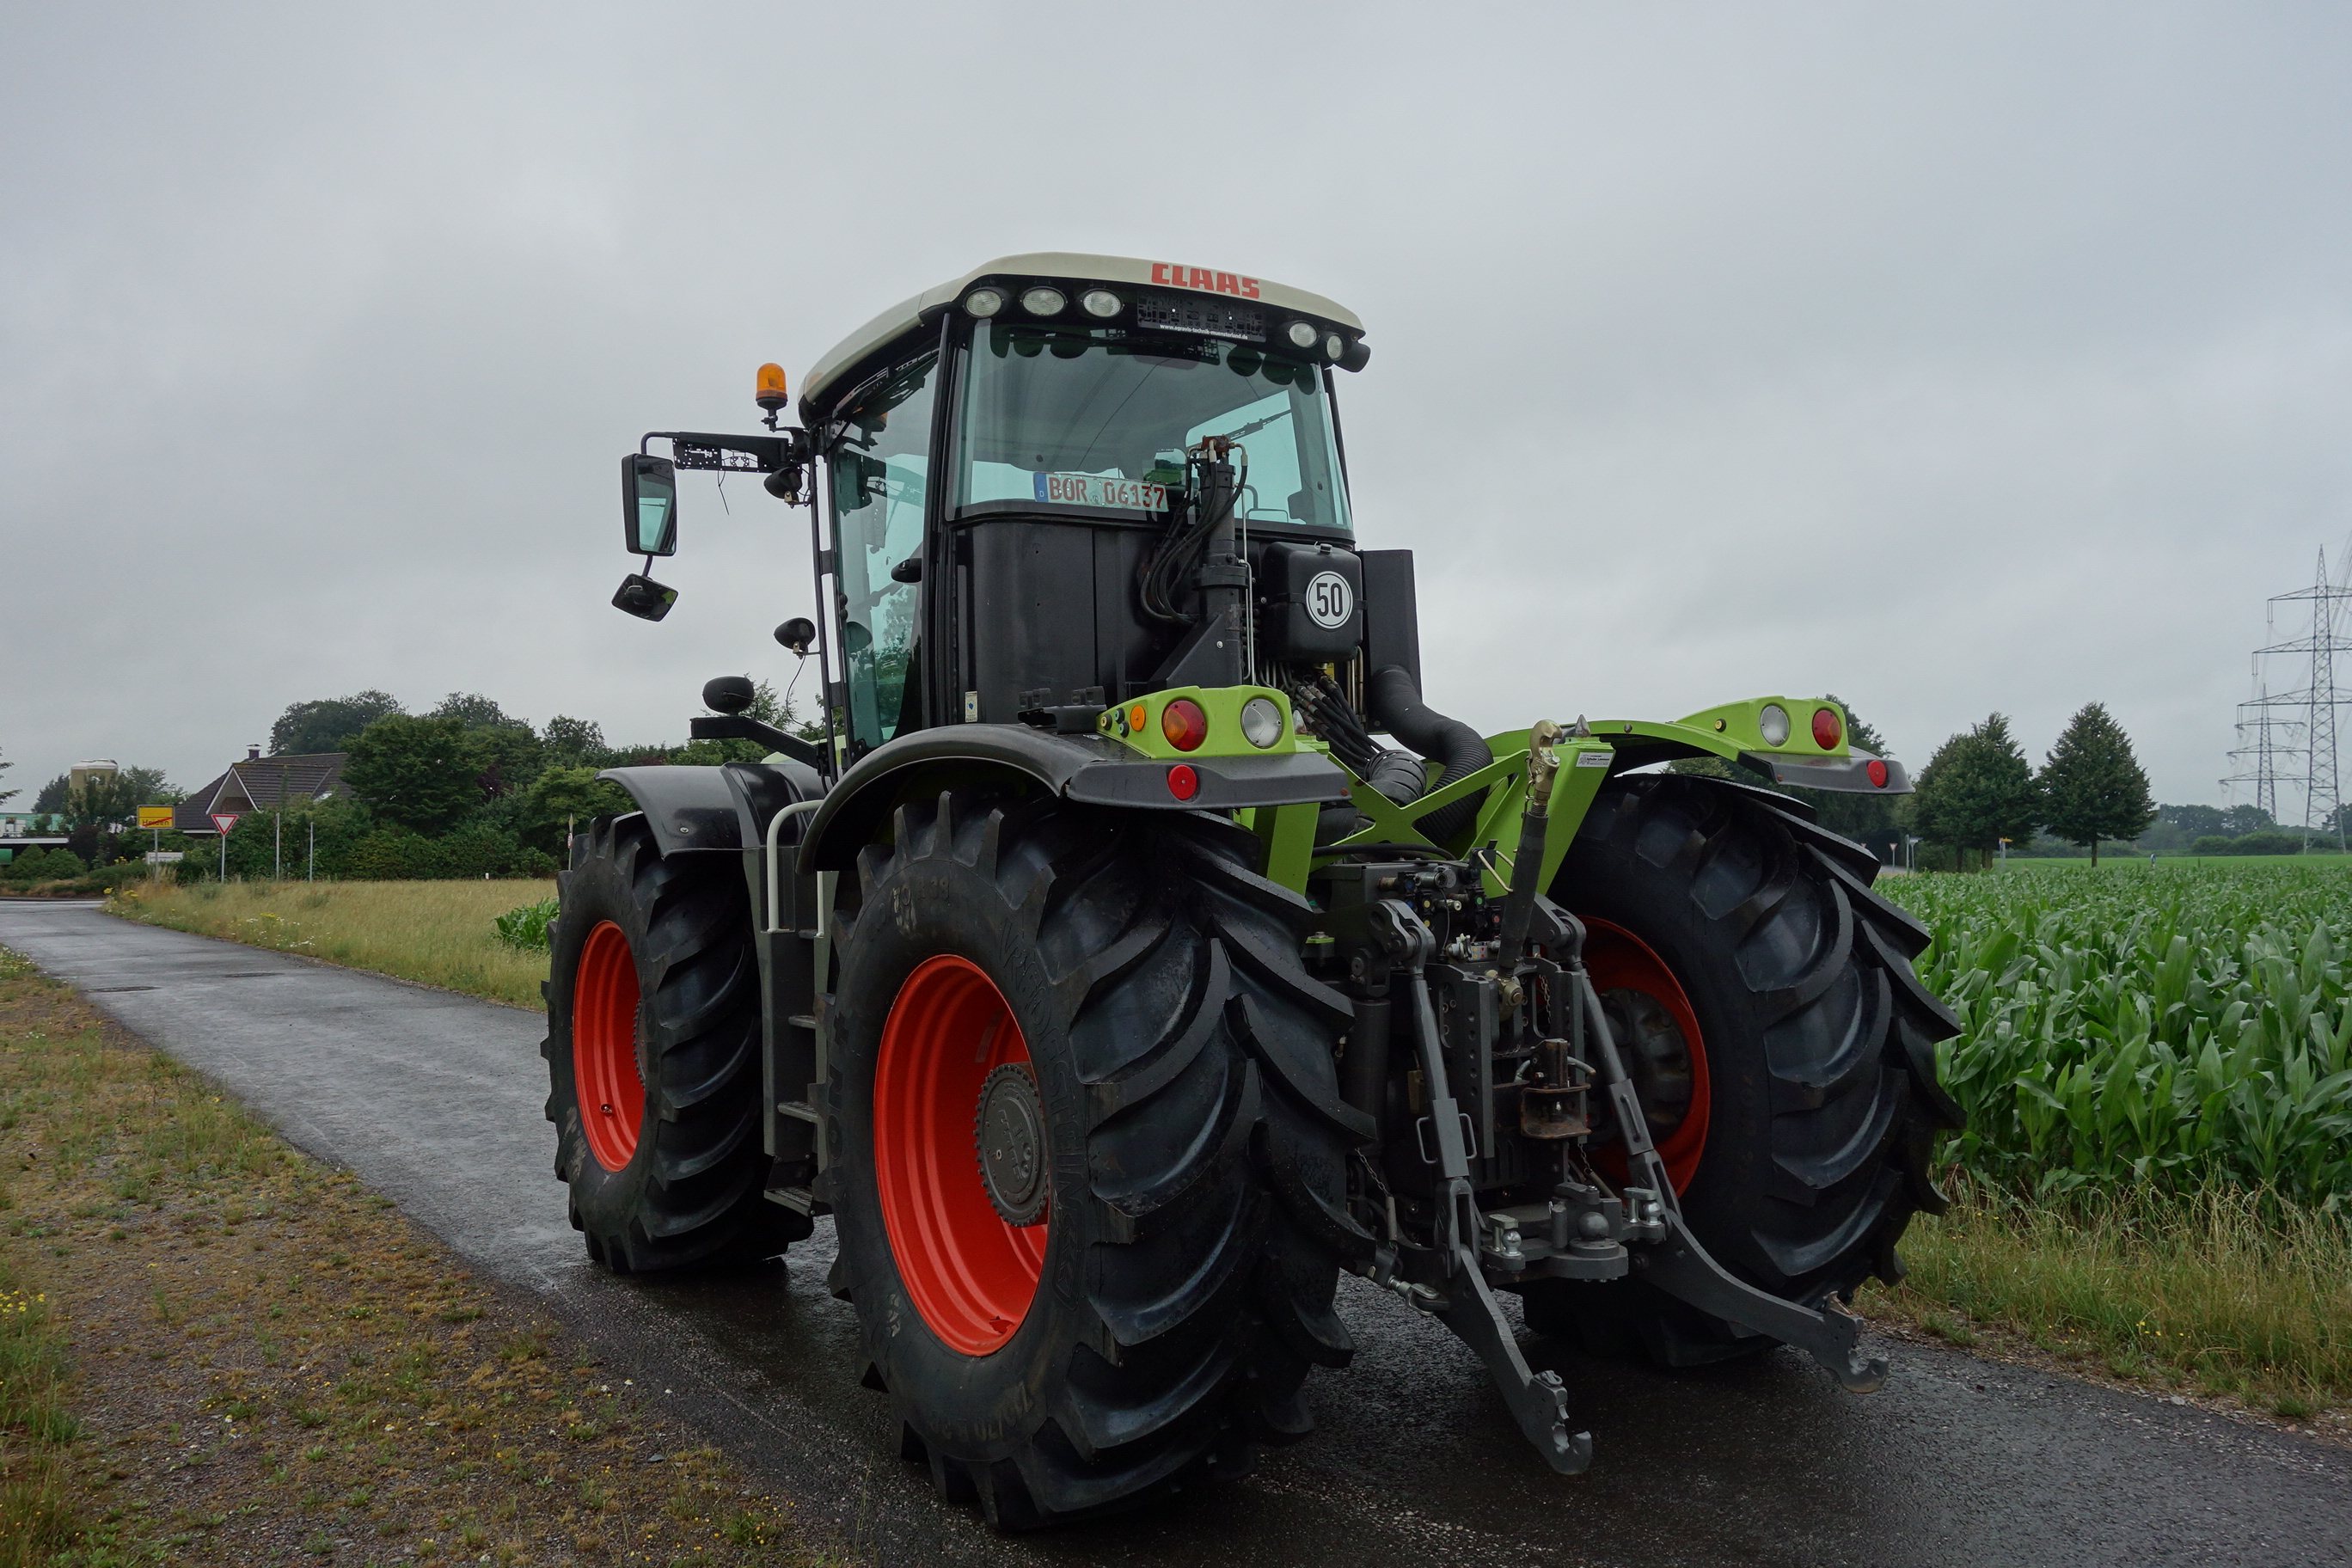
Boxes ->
[211,813,240,836]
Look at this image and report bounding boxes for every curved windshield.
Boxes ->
[953,322,1351,531]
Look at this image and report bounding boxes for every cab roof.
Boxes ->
[799,252,1365,423]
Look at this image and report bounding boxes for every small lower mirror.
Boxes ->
[612,573,678,622]
[775,616,816,655]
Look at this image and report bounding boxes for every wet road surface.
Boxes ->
[4,901,2347,1566]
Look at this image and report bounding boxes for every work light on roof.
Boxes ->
[1020,286,1066,317]
[1081,289,1122,318]
[1324,333,1344,362]
[1285,320,1318,350]
[963,287,1005,318]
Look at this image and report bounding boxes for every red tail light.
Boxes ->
[1161,699,1209,751]
[1167,764,1199,801]
[1812,707,1842,750]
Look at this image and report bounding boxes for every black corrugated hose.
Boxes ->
[1366,665,1494,845]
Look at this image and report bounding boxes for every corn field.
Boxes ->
[1883,865,2352,1208]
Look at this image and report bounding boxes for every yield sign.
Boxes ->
[211,813,241,836]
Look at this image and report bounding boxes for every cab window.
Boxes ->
[829,352,936,752]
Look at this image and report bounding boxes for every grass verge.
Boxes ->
[109,880,555,1012]
[0,943,812,1565]
[1,1248,75,1565]
[1856,1173,2351,1435]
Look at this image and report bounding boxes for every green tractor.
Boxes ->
[546,253,1962,1527]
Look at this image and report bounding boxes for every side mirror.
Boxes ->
[612,573,677,622]
[622,455,678,556]
[701,674,756,714]
[775,617,816,656]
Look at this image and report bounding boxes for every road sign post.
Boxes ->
[211,813,240,879]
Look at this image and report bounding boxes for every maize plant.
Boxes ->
[1885,865,2352,1208]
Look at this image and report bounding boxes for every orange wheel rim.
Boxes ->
[573,920,645,1173]
[1585,917,1711,1195]
[873,955,1045,1356]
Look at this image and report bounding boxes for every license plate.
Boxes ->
[1034,473,1168,511]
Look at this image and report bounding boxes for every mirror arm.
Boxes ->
[644,430,810,473]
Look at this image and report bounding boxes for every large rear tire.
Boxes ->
[822,789,1367,1529]
[1524,774,1962,1365]
[543,814,812,1272]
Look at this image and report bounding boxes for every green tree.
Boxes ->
[56,766,172,866]
[466,726,546,800]
[2163,803,2227,839]
[542,715,607,768]
[1910,713,2040,870]
[344,715,479,835]
[2220,803,2277,837]
[0,744,15,807]
[270,690,406,755]
[32,774,68,813]
[524,766,637,854]
[428,692,530,732]
[2037,701,2156,865]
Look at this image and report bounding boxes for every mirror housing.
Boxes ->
[612,573,678,622]
[622,455,678,556]
[702,675,756,714]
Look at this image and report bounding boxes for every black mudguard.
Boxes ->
[598,758,826,860]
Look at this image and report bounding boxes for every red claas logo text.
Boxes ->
[1149,263,1262,299]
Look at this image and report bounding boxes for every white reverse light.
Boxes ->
[1020,286,1067,317]
[1240,696,1285,749]
[1759,704,1792,747]
[964,288,1005,318]
[1081,289,1122,318]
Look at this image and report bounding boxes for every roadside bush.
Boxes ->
[2,848,84,883]
[2187,830,2331,857]
[336,825,552,880]
[2225,830,2310,855]
[340,828,453,880]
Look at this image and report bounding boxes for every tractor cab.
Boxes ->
[794,254,1390,763]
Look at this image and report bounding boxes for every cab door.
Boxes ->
[825,352,938,758]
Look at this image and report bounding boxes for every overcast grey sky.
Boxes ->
[5,3,2349,809]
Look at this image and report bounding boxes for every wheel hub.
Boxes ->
[1581,917,1712,1194]
[975,1063,1048,1226]
[1600,986,1694,1136]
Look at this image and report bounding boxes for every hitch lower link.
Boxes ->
[1362,898,1886,1478]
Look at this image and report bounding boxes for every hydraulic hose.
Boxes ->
[1366,665,1494,846]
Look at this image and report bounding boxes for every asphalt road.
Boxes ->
[5,901,2348,1567]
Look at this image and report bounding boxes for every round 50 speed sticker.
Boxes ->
[1306,571,1355,630]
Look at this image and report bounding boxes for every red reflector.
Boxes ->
[1812,707,1842,750]
[1167,764,1199,801]
[1161,698,1208,751]
[1866,758,1889,789]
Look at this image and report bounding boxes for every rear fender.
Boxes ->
[598,761,825,858]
